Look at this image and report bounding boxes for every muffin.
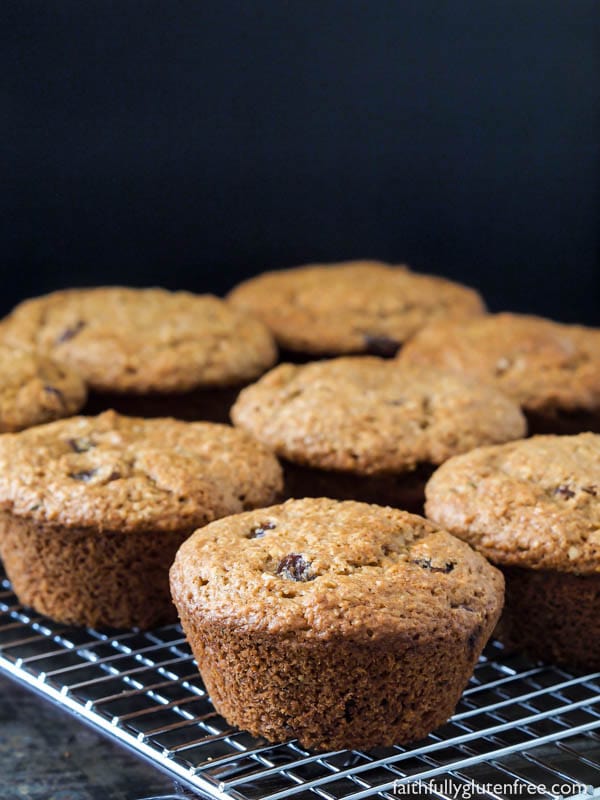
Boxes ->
[425,433,600,669]
[0,410,283,628]
[400,313,600,434]
[227,260,485,360]
[170,498,504,751]
[231,357,526,512]
[0,287,277,422]
[0,344,86,431]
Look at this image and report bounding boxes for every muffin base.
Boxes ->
[0,513,190,629]
[82,385,245,424]
[497,567,600,670]
[173,611,494,751]
[525,408,600,436]
[282,461,434,514]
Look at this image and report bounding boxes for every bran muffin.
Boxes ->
[227,260,485,359]
[0,287,277,422]
[0,344,86,431]
[231,357,526,512]
[170,498,504,751]
[425,433,600,669]
[400,313,600,434]
[0,410,283,628]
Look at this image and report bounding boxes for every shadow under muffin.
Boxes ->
[495,567,600,670]
[282,460,434,514]
[83,384,245,424]
[525,408,600,436]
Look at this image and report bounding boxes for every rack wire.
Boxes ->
[1,566,600,800]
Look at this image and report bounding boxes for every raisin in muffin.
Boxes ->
[400,313,600,434]
[231,357,526,512]
[227,260,485,360]
[0,410,283,628]
[425,433,600,669]
[0,344,86,431]
[170,498,504,750]
[0,287,277,422]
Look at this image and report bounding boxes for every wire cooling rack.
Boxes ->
[1,567,600,800]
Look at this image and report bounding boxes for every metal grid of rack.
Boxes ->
[1,567,600,800]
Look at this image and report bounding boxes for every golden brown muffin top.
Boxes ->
[425,433,600,574]
[0,410,283,533]
[227,261,485,356]
[0,287,277,393]
[231,358,526,475]
[170,498,504,641]
[400,312,600,414]
[0,345,86,432]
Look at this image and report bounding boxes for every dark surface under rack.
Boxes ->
[1,567,600,800]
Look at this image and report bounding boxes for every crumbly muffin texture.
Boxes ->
[0,287,277,393]
[232,358,526,475]
[228,261,485,356]
[0,410,283,532]
[401,313,600,416]
[171,498,504,749]
[425,433,600,574]
[0,345,86,431]
[172,498,503,638]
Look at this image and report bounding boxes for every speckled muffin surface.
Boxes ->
[425,433,600,574]
[400,313,600,419]
[0,410,284,532]
[227,261,485,356]
[0,410,283,628]
[0,344,86,432]
[170,498,503,749]
[0,287,277,393]
[232,358,526,475]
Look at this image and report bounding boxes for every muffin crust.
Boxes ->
[0,344,86,431]
[228,261,485,356]
[232,358,526,474]
[0,287,277,393]
[0,411,283,627]
[425,434,600,668]
[401,313,600,431]
[171,498,504,749]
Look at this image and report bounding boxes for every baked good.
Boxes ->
[227,260,485,359]
[425,433,600,668]
[170,498,504,750]
[0,344,86,431]
[0,410,283,628]
[0,287,277,422]
[231,357,526,511]
[400,313,600,434]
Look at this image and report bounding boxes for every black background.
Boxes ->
[3,1,600,322]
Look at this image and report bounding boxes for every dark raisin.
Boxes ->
[344,699,357,722]
[56,320,86,344]
[363,334,400,358]
[276,553,315,582]
[67,437,95,453]
[467,628,481,654]
[108,469,121,481]
[583,485,598,496]
[44,385,65,405]
[555,485,575,499]
[247,521,276,539]
[69,469,98,482]
[411,556,455,574]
